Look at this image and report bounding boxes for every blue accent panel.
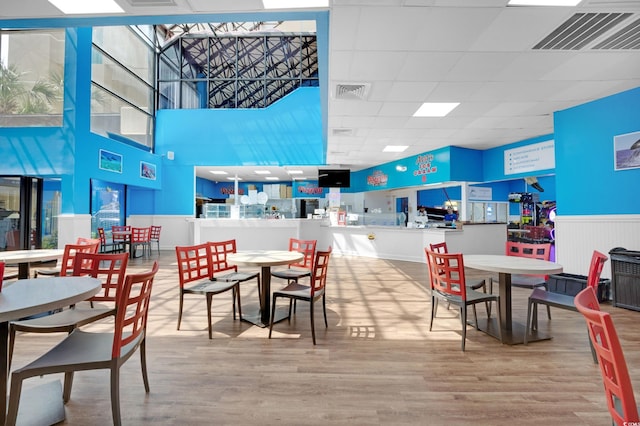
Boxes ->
[156,164,195,215]
[0,128,71,175]
[554,87,640,215]
[155,88,323,167]
[129,188,155,215]
[450,147,483,182]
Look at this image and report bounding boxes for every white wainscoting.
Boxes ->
[129,215,192,249]
[555,214,640,280]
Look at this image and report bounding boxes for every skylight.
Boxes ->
[383,146,408,153]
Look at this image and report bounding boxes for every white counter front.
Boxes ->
[187,218,506,263]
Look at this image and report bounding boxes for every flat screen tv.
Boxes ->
[318,169,350,188]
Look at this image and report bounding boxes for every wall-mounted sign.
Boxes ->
[414,154,438,177]
[614,130,640,171]
[468,186,492,201]
[140,161,156,180]
[504,140,555,175]
[367,170,388,187]
[99,149,122,173]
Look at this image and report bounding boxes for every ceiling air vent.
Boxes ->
[533,12,632,50]
[125,0,177,6]
[332,128,354,137]
[593,17,640,49]
[335,83,371,100]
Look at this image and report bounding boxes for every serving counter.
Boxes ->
[187,218,506,263]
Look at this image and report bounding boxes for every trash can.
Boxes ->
[609,247,640,311]
[546,273,610,303]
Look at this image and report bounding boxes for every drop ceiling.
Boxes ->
[3,0,640,183]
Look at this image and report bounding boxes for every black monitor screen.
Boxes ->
[318,169,350,188]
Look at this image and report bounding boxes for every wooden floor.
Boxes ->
[10,250,640,425]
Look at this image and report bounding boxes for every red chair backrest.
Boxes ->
[150,225,162,240]
[506,241,552,279]
[77,237,101,246]
[97,227,107,245]
[586,250,608,289]
[425,249,468,300]
[131,227,150,243]
[111,261,158,360]
[73,252,129,303]
[60,242,100,276]
[288,238,317,270]
[175,243,211,287]
[575,287,639,424]
[112,225,131,243]
[207,240,239,276]
[310,247,331,297]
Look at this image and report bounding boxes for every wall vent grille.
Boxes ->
[335,83,371,100]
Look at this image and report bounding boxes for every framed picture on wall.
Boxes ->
[140,161,156,180]
[99,149,123,173]
[614,130,640,171]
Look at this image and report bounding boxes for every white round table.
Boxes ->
[0,276,102,425]
[464,254,563,345]
[227,250,304,327]
[0,249,64,279]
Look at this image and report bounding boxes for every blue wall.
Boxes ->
[554,88,640,216]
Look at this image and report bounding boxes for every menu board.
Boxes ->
[504,140,555,175]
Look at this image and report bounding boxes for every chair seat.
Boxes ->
[511,274,546,289]
[184,279,238,295]
[33,266,62,277]
[274,282,323,300]
[529,287,577,311]
[214,271,259,283]
[436,288,498,306]
[271,268,311,280]
[14,329,140,373]
[12,307,116,332]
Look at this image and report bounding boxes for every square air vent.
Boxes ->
[335,83,371,100]
[332,128,354,136]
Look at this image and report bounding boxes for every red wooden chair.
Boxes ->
[33,241,100,277]
[97,227,123,253]
[506,240,553,319]
[207,239,259,313]
[524,250,608,348]
[111,225,131,252]
[8,252,129,370]
[176,243,241,339]
[575,286,639,424]
[269,247,332,345]
[425,248,502,351]
[271,238,317,312]
[6,261,159,426]
[149,225,162,254]
[130,227,151,258]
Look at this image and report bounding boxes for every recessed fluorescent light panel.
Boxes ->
[209,171,228,175]
[254,170,271,175]
[287,170,304,175]
[383,146,408,153]
[227,177,242,181]
[48,0,124,14]
[263,0,328,9]
[508,0,582,6]
[413,102,460,117]
[265,177,280,181]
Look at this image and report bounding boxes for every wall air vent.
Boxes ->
[125,0,176,6]
[533,12,632,50]
[335,83,371,100]
[593,17,640,49]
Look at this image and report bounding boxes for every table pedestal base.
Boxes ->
[14,379,65,426]
[474,317,552,346]
[240,304,291,328]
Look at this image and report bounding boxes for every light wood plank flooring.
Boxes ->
[10,251,640,425]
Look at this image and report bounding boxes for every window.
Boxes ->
[0,29,65,127]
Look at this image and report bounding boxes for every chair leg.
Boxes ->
[177,292,184,330]
[524,300,533,345]
[232,288,237,321]
[287,299,293,321]
[6,371,25,426]
[495,300,503,344]
[310,300,316,345]
[255,276,262,311]
[206,293,213,339]
[461,306,467,351]
[110,366,122,426]
[140,338,150,392]
[63,371,74,402]
[8,324,16,371]
[268,295,279,339]
[429,296,436,331]
[322,294,328,328]
[235,284,242,320]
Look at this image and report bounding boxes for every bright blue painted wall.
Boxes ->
[155,88,324,215]
[554,87,640,216]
